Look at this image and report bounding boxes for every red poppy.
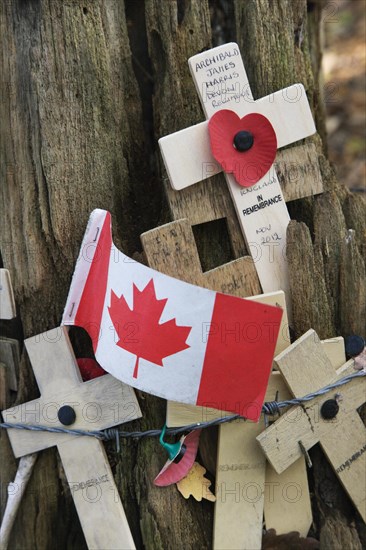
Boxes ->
[154,429,201,487]
[208,111,277,187]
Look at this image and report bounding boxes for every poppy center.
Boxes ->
[233,130,254,152]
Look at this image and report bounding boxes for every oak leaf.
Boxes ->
[176,462,216,502]
[108,279,191,378]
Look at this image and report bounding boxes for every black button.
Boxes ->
[345,335,364,358]
[58,405,76,426]
[233,130,254,152]
[320,399,339,420]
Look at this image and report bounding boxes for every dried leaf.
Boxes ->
[176,462,216,502]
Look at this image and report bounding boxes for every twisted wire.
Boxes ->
[1,370,364,441]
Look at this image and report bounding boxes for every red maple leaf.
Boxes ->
[108,279,191,378]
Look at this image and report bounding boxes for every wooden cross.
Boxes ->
[159,42,319,317]
[166,337,346,547]
[257,329,366,523]
[2,326,142,549]
[141,219,314,549]
[0,269,16,320]
[0,268,18,390]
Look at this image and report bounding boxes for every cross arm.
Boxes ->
[256,360,365,474]
[159,121,221,191]
[159,85,316,191]
[3,373,140,457]
[274,329,337,397]
[24,326,82,394]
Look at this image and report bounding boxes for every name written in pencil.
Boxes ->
[194,46,251,108]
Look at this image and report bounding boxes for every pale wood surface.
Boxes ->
[225,169,292,302]
[214,419,266,550]
[159,85,316,191]
[319,415,366,523]
[264,461,311,537]
[257,336,366,522]
[0,269,16,320]
[266,312,342,531]
[274,329,336,396]
[141,219,311,547]
[4,373,141,457]
[2,327,141,549]
[24,327,83,393]
[59,437,136,550]
[321,337,346,369]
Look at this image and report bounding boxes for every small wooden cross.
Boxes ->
[141,219,311,549]
[0,268,18,391]
[0,269,16,320]
[257,329,366,522]
[2,326,142,549]
[159,43,319,317]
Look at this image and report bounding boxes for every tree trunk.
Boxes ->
[1,1,365,549]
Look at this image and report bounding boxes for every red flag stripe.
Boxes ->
[74,212,112,352]
[196,293,282,421]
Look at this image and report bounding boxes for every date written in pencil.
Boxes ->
[255,225,282,244]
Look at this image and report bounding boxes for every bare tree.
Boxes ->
[1,0,365,548]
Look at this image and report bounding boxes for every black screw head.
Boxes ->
[233,130,254,152]
[345,335,365,358]
[58,405,76,426]
[320,399,339,420]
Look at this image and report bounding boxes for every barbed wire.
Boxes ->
[1,370,364,444]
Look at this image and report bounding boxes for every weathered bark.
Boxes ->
[1,0,365,549]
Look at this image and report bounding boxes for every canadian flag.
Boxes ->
[62,209,282,421]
